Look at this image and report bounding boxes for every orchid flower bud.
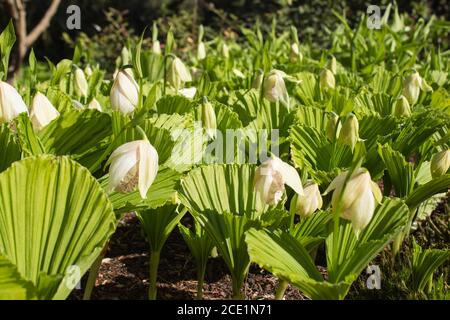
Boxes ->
[152,40,162,55]
[197,42,206,60]
[430,149,450,178]
[290,43,302,62]
[29,92,59,131]
[326,112,340,141]
[121,46,131,65]
[392,95,411,118]
[107,139,159,199]
[254,157,303,206]
[327,55,337,75]
[252,69,264,90]
[74,67,89,98]
[222,43,230,58]
[324,168,382,236]
[84,66,93,77]
[110,69,139,115]
[295,181,322,218]
[88,98,103,112]
[0,81,28,124]
[201,97,217,139]
[338,113,360,150]
[167,57,192,90]
[263,70,290,108]
[320,68,335,90]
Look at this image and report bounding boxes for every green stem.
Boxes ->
[289,194,298,233]
[148,250,161,300]
[231,278,243,300]
[136,125,148,141]
[138,78,144,111]
[163,55,171,96]
[82,245,108,300]
[197,276,204,300]
[274,279,289,300]
[195,259,208,300]
[427,274,433,294]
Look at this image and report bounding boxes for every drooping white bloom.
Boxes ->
[88,98,103,112]
[167,57,192,90]
[392,95,411,118]
[263,70,290,108]
[338,113,360,150]
[403,71,421,105]
[324,168,382,235]
[402,70,431,105]
[107,140,159,199]
[0,81,28,124]
[254,157,303,206]
[320,68,335,90]
[430,149,450,178]
[110,69,139,115]
[295,181,323,218]
[179,87,197,99]
[74,67,89,98]
[29,92,59,131]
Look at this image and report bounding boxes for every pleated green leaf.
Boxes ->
[290,125,353,182]
[326,198,409,283]
[0,123,21,173]
[138,204,186,252]
[378,143,415,197]
[293,106,329,132]
[156,95,195,115]
[178,164,268,218]
[179,221,215,279]
[411,238,450,292]
[38,109,112,171]
[14,113,46,156]
[291,211,332,250]
[245,228,352,300]
[405,174,450,209]
[196,210,254,294]
[101,165,182,214]
[0,255,37,300]
[0,155,116,299]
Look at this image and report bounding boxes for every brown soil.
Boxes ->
[69,213,306,300]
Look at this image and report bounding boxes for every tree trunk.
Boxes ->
[4,0,61,81]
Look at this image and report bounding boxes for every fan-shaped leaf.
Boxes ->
[0,155,116,299]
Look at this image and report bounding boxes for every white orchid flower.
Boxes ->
[107,139,159,199]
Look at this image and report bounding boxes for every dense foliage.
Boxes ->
[0,3,449,300]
